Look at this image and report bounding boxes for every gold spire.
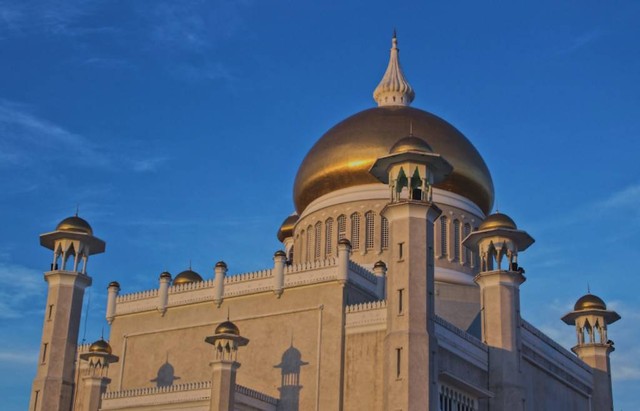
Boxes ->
[373,32,415,107]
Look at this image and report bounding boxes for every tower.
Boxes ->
[29,215,106,411]
[462,212,534,411]
[204,320,249,411]
[370,132,453,410]
[77,339,119,411]
[562,293,620,411]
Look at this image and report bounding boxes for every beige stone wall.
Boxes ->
[108,281,347,411]
[434,282,480,333]
[521,359,591,410]
[343,330,385,411]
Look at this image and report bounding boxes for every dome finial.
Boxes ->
[373,32,415,107]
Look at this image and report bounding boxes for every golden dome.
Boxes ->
[89,339,112,355]
[389,135,432,154]
[277,214,299,242]
[479,212,517,231]
[173,269,203,285]
[56,215,93,235]
[215,320,240,336]
[574,294,606,311]
[293,106,494,214]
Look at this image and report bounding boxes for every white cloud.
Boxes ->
[598,183,640,210]
[0,350,37,364]
[0,99,166,173]
[0,261,44,319]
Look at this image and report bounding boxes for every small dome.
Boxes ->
[89,339,112,355]
[56,216,93,235]
[173,269,203,285]
[389,136,433,154]
[215,320,240,336]
[215,261,227,269]
[574,294,607,311]
[338,238,352,246]
[160,271,172,279]
[277,214,299,242]
[479,212,517,231]
[374,260,386,269]
[274,250,286,257]
[108,281,120,289]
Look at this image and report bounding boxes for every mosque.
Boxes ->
[29,35,620,411]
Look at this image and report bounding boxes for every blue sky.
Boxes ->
[0,1,639,409]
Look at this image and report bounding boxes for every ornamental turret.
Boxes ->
[205,320,249,411]
[562,293,620,411]
[77,339,119,411]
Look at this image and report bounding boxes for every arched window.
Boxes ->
[463,223,471,264]
[440,216,448,257]
[365,211,375,250]
[381,216,389,250]
[299,230,305,263]
[325,218,334,256]
[453,219,461,262]
[314,222,322,260]
[306,226,312,262]
[337,214,346,241]
[350,213,360,250]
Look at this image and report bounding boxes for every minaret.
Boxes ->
[370,133,452,410]
[77,339,119,411]
[30,215,106,411]
[373,32,415,107]
[562,293,620,411]
[204,320,249,411]
[462,212,534,411]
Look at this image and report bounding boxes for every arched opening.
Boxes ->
[350,213,360,250]
[439,216,448,258]
[365,211,375,250]
[381,216,389,250]
[325,218,334,256]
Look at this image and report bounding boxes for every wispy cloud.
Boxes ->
[0,0,104,37]
[0,350,37,364]
[0,99,166,173]
[597,183,640,210]
[0,261,44,319]
[556,29,604,55]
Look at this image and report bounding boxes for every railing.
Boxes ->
[102,380,210,399]
[348,261,378,284]
[521,319,591,372]
[345,300,387,313]
[236,384,279,405]
[434,315,487,351]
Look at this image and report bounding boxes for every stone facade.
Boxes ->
[28,35,619,411]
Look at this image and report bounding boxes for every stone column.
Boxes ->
[213,261,227,307]
[273,250,286,298]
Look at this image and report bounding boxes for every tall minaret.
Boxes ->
[462,212,534,411]
[370,131,452,410]
[562,293,620,411]
[29,215,106,411]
